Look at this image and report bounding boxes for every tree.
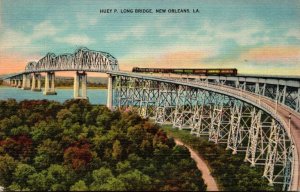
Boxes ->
[27,171,48,191]
[117,169,152,191]
[13,163,36,189]
[95,177,126,191]
[70,180,89,191]
[0,154,17,187]
[91,167,114,185]
[64,143,93,171]
[34,139,62,169]
[116,161,131,174]
[0,135,32,161]
[112,140,122,160]
[46,164,70,191]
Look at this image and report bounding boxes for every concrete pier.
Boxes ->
[17,79,22,88]
[44,72,56,95]
[31,73,42,91]
[22,74,31,90]
[106,74,113,110]
[74,71,87,99]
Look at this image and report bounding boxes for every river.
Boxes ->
[0,87,107,105]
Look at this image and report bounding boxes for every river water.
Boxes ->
[0,87,107,105]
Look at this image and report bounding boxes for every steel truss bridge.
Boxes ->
[1,48,299,191]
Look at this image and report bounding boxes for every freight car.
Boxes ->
[132,67,237,76]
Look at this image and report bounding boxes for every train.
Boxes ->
[132,67,238,76]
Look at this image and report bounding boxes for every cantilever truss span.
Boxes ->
[24,47,119,73]
[110,73,297,191]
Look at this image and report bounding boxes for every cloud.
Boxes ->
[0,28,32,51]
[119,50,209,71]
[32,20,60,39]
[286,29,300,40]
[76,13,98,29]
[105,24,147,42]
[54,34,94,45]
[240,46,300,63]
[0,20,60,54]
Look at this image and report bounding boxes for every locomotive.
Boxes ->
[132,67,238,76]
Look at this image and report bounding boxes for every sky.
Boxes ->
[0,0,299,76]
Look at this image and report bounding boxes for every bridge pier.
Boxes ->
[31,73,42,91]
[11,79,16,87]
[44,72,56,95]
[106,74,113,109]
[22,74,31,90]
[17,79,22,88]
[74,71,87,99]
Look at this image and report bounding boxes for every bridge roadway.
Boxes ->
[108,71,300,190]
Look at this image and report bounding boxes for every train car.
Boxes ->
[132,67,237,76]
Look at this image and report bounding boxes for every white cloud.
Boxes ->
[76,13,98,29]
[286,29,300,40]
[0,20,61,54]
[32,20,60,39]
[105,24,147,42]
[0,28,32,50]
[54,34,94,45]
[195,19,270,46]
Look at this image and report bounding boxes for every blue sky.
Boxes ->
[0,0,299,75]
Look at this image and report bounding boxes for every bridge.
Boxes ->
[1,48,299,191]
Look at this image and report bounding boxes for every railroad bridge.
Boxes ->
[1,48,299,191]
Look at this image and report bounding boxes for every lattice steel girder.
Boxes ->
[155,82,177,124]
[208,94,232,144]
[173,85,198,130]
[284,86,298,110]
[139,80,159,118]
[226,99,243,153]
[25,48,119,73]
[191,90,213,137]
[127,77,142,106]
[191,90,210,136]
[245,113,274,166]
[297,88,300,112]
[263,119,293,187]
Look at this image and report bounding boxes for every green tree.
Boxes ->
[91,167,114,185]
[117,169,152,191]
[70,180,89,191]
[112,140,122,160]
[13,163,36,189]
[46,164,71,191]
[0,154,17,187]
[28,171,48,191]
[34,139,62,169]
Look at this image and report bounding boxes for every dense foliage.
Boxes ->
[0,99,206,191]
[163,126,276,191]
